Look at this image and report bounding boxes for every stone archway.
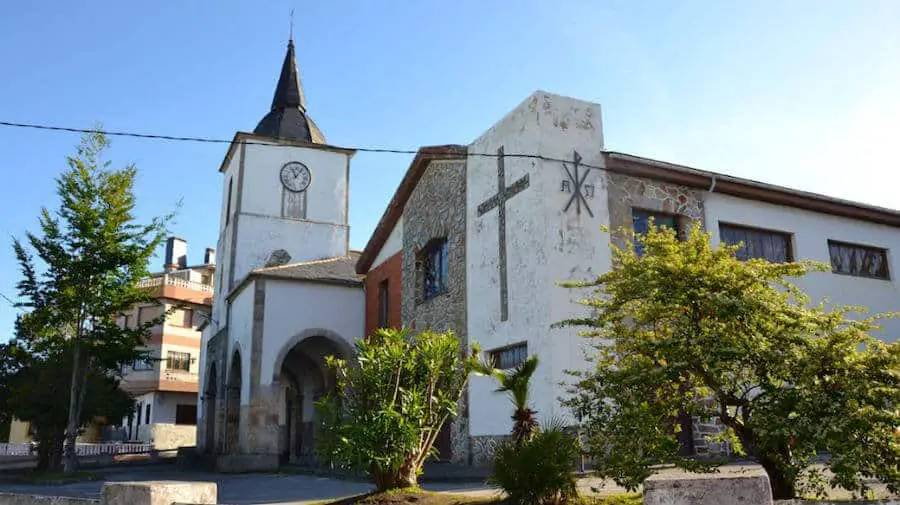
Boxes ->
[203,362,218,453]
[274,330,351,464]
[225,350,242,453]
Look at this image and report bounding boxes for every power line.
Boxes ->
[0,120,608,171]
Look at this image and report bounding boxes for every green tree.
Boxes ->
[0,329,134,470]
[560,222,900,499]
[12,131,170,473]
[315,328,486,491]
[493,355,540,445]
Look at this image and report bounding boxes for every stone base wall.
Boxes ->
[150,424,196,451]
[469,435,509,467]
[0,494,99,505]
[693,415,731,456]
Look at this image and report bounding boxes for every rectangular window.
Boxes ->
[137,305,161,325]
[175,405,198,426]
[282,189,307,219]
[201,273,212,286]
[720,223,792,263]
[225,178,233,226]
[170,307,194,328]
[136,403,142,426]
[489,342,528,370]
[632,209,679,256]
[378,280,390,328]
[145,404,151,424]
[422,239,449,300]
[828,240,889,280]
[166,351,191,372]
[132,356,155,371]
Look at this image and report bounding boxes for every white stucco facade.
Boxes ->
[705,193,900,340]
[371,217,403,269]
[466,92,608,436]
[260,280,364,383]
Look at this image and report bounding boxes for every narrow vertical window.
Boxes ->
[421,238,448,300]
[378,280,390,328]
[282,189,307,219]
[145,404,151,424]
[225,178,233,225]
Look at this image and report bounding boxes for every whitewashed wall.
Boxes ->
[150,392,197,424]
[466,92,608,436]
[259,280,364,384]
[230,142,351,283]
[371,217,403,269]
[706,193,900,341]
[228,283,255,405]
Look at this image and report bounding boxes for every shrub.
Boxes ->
[315,328,484,491]
[489,421,580,505]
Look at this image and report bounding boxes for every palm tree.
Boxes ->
[494,355,539,445]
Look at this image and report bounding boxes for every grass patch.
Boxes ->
[318,490,641,505]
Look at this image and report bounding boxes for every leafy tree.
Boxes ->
[1,329,134,470]
[560,222,900,499]
[315,328,486,491]
[12,131,170,472]
[492,355,540,445]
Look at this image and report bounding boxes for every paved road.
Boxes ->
[0,465,499,505]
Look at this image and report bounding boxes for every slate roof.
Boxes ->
[251,251,363,287]
[253,39,325,144]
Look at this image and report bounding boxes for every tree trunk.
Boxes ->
[758,456,796,499]
[371,461,419,491]
[62,342,84,474]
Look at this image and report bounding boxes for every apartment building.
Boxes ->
[116,237,214,450]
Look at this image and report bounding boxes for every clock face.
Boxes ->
[280,162,311,192]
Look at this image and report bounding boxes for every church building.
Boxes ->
[199,38,900,470]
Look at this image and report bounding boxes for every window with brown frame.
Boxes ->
[828,240,889,280]
[170,307,194,328]
[166,351,191,372]
[720,223,793,263]
[488,342,528,370]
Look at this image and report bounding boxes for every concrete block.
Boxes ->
[101,481,216,505]
[643,465,773,505]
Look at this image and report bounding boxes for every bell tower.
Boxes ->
[213,37,355,304]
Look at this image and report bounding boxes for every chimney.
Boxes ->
[164,237,188,272]
[204,248,216,265]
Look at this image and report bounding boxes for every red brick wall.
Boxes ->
[364,252,402,336]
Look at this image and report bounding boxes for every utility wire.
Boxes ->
[0,120,608,171]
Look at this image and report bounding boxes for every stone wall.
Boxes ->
[150,423,197,451]
[606,172,705,249]
[0,494,98,505]
[469,434,509,467]
[199,327,227,454]
[401,159,469,464]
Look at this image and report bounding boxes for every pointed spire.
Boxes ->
[270,38,307,112]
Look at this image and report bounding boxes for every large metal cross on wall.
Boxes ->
[477,146,530,322]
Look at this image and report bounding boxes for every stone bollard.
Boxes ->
[101,481,217,505]
[643,465,773,505]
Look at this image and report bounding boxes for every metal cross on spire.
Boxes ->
[289,9,294,41]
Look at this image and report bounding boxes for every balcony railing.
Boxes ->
[161,369,199,383]
[136,274,213,293]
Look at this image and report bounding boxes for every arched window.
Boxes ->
[419,238,448,300]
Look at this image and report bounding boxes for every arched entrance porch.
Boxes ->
[225,350,242,453]
[273,329,351,464]
[203,362,218,453]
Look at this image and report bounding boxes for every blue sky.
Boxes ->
[1,1,899,339]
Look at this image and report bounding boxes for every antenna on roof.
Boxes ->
[289,8,294,42]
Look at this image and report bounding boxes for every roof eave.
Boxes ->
[604,152,900,228]
[356,145,467,274]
